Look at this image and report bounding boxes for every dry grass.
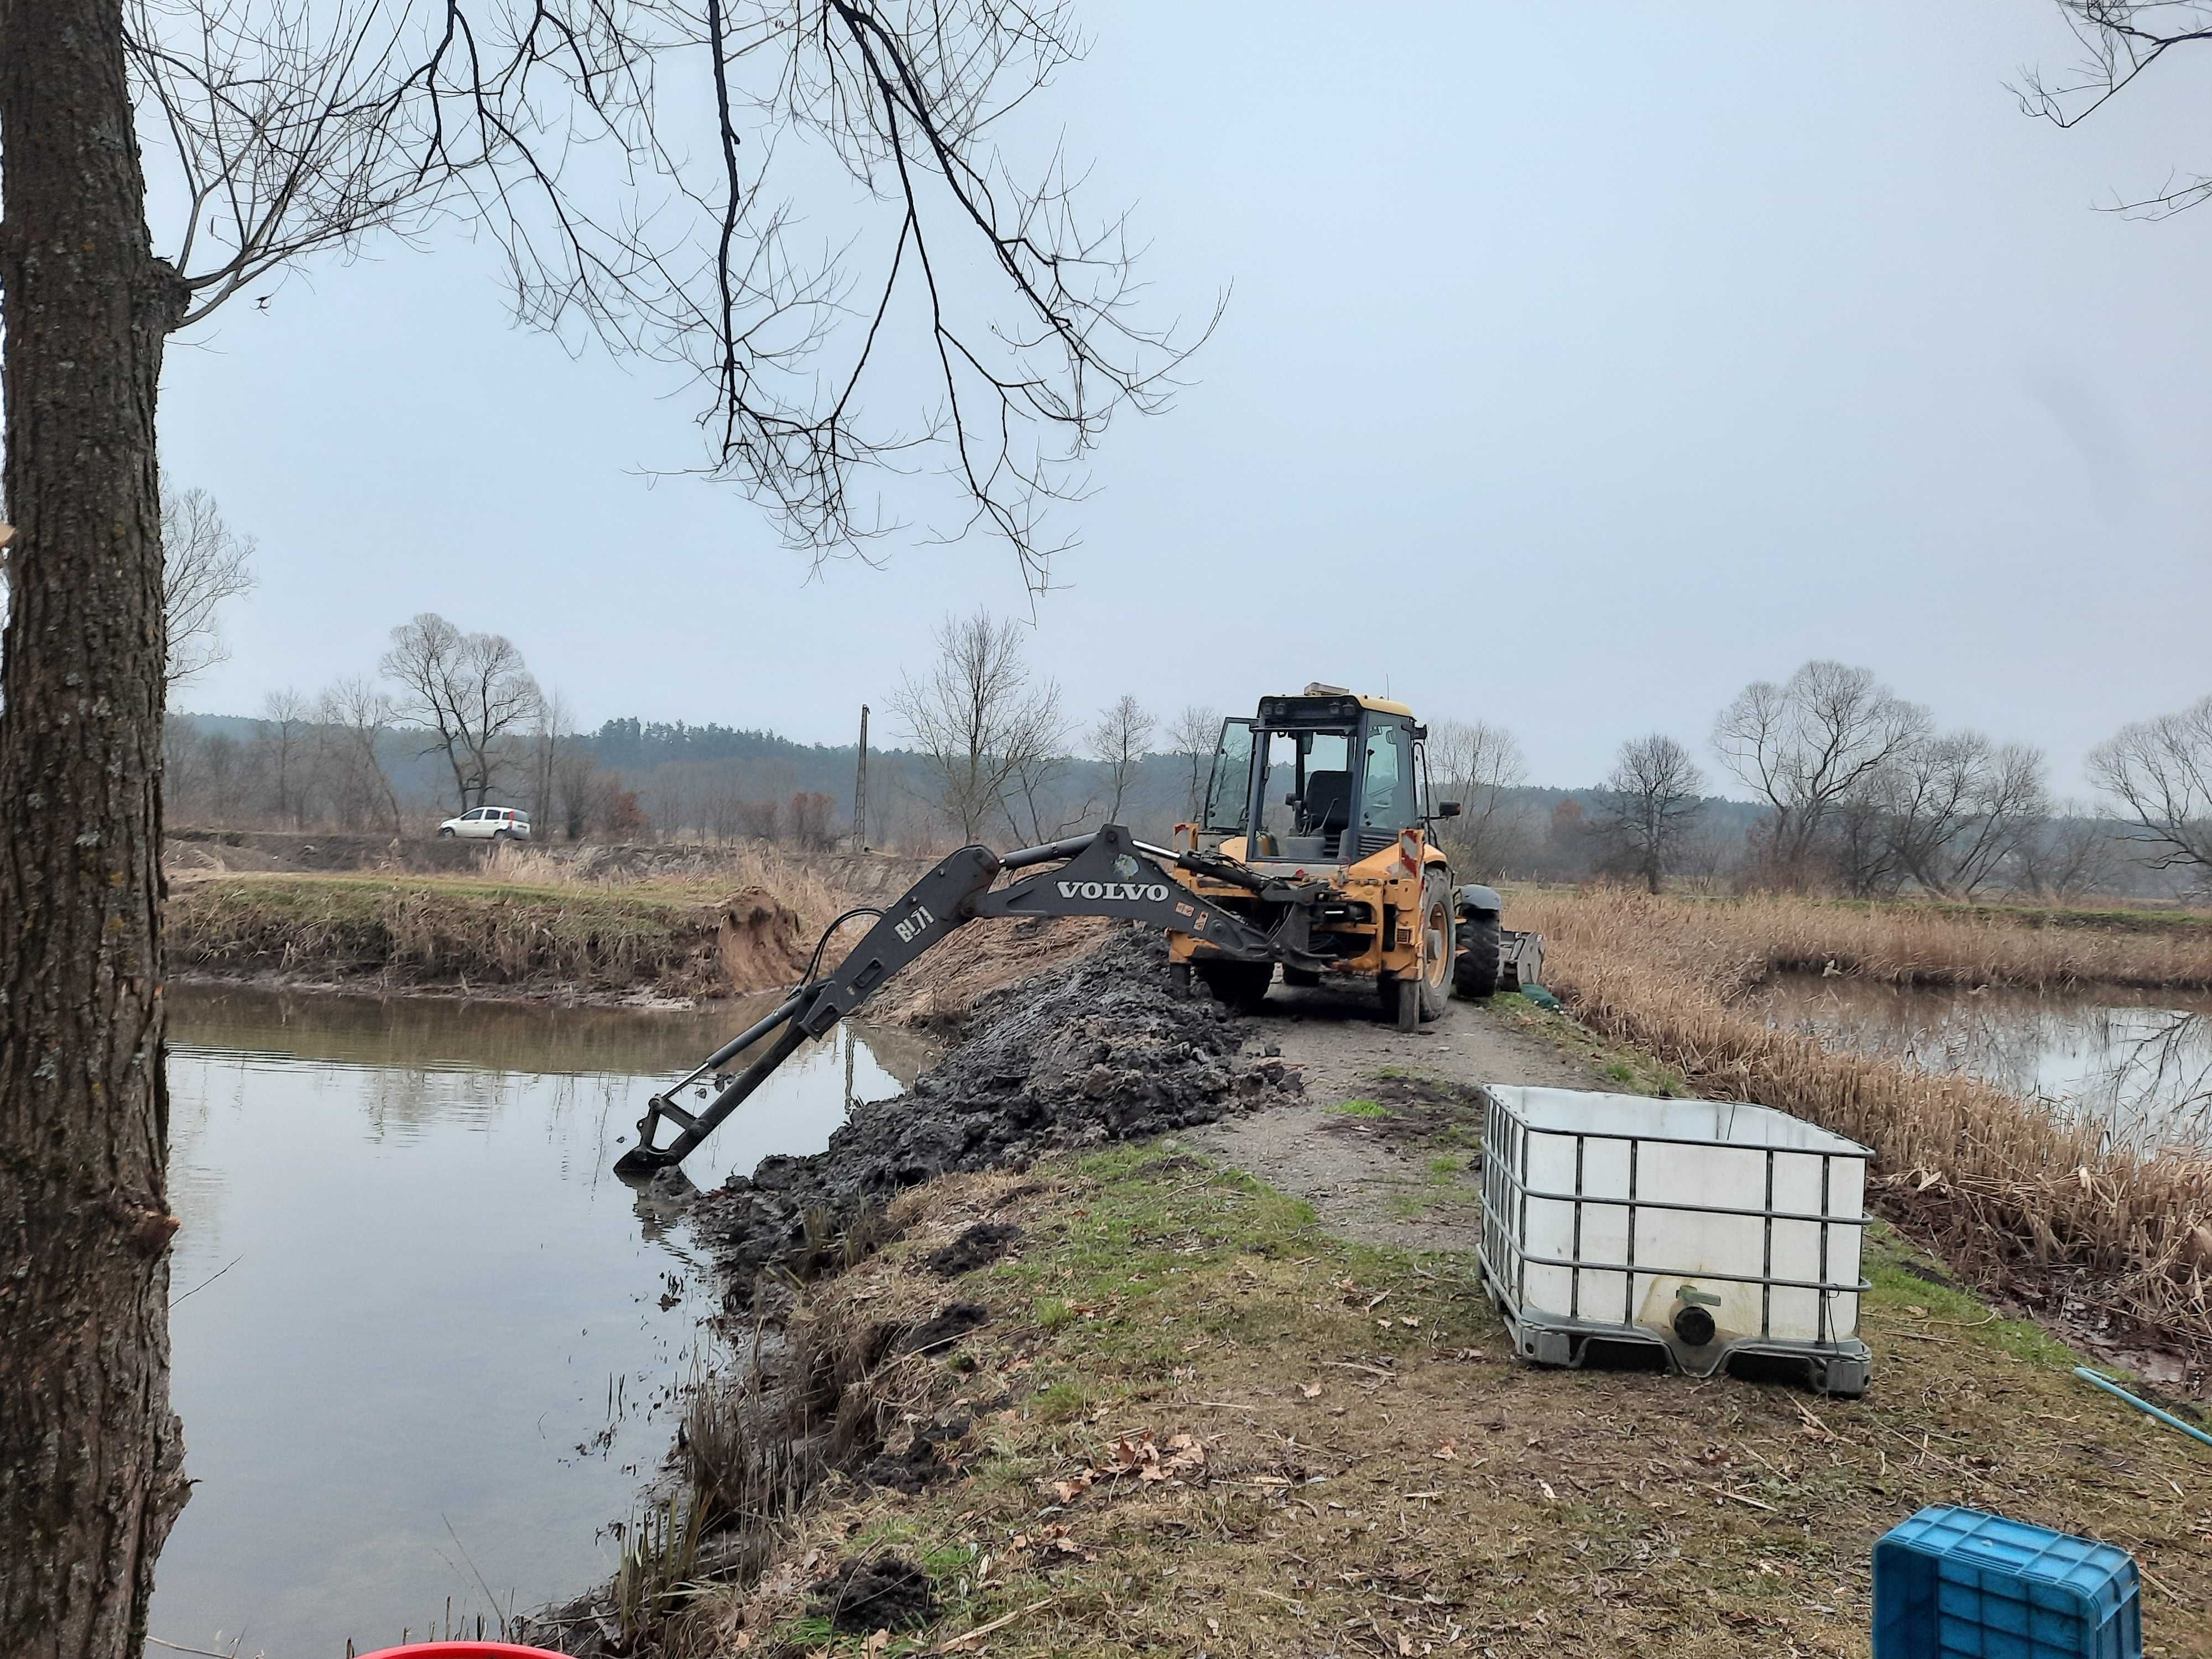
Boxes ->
[165,842,875,998]
[481,839,855,937]
[168,870,733,995]
[669,1150,2212,1658]
[1625,891,2212,991]
[1509,888,2212,1354]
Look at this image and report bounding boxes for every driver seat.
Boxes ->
[1300,769,1353,854]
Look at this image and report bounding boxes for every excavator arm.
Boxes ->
[614,825,1314,1175]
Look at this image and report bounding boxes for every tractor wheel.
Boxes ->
[1454,903,1502,1000]
[1282,967,1322,988]
[1197,959,1274,1013]
[1417,868,1454,1022]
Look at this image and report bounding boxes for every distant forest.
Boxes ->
[163,706,2187,901]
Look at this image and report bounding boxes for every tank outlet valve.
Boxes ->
[1672,1285,1721,1347]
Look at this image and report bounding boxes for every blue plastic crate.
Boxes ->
[1874,1506,2141,1659]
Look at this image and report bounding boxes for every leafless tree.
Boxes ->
[1000,684,1085,844]
[1086,693,1155,823]
[2089,694,2212,889]
[3,475,255,695]
[737,796,784,842]
[2,4,1207,1641]
[526,691,571,829]
[1712,661,1932,885]
[1864,734,2050,899]
[702,767,748,844]
[1166,703,1223,822]
[314,675,403,831]
[788,790,838,848]
[1430,718,1530,879]
[892,609,1061,843]
[2017,802,2122,903]
[380,612,544,810]
[160,476,258,692]
[1592,734,1707,894]
[551,741,612,842]
[255,686,312,825]
[2016,3,2212,217]
[647,763,693,843]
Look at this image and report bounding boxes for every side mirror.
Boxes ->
[1437,801,1463,819]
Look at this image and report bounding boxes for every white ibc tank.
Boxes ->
[1480,1086,1870,1360]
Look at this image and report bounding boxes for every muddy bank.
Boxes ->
[684,926,1303,1302]
[168,876,817,1000]
[520,926,1301,1655]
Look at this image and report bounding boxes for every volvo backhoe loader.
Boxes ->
[615,685,1538,1176]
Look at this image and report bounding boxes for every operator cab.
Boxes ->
[1199,684,1455,865]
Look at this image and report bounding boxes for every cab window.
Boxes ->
[1360,724,1415,833]
[1202,720,1254,833]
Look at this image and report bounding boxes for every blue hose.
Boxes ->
[2073,1366,2212,1451]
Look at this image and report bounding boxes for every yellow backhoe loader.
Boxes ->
[616,683,1538,1175]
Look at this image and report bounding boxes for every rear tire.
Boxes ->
[1454,905,1501,999]
[1197,959,1274,1013]
[493,828,513,840]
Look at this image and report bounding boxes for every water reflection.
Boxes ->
[152,983,929,1659]
[1754,978,2212,1151]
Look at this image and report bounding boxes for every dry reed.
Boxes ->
[1511,888,2212,1351]
[169,842,872,995]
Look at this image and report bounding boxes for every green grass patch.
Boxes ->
[1328,1097,1390,1118]
[1861,1226,2080,1369]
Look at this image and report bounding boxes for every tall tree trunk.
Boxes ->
[0,3,193,1655]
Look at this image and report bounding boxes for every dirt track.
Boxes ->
[1194,978,1609,1252]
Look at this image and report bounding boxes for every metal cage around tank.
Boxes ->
[1476,1084,1875,1396]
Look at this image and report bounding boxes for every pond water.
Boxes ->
[149,983,932,1659]
[1754,978,2212,1151]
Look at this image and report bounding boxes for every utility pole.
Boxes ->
[852,705,870,853]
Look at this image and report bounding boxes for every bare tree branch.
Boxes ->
[2015,2,2212,216]
[124,0,1215,590]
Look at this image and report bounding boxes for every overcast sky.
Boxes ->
[155,2,2212,797]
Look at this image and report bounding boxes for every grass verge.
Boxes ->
[663,1147,2211,1658]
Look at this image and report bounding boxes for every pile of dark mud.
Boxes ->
[686,926,1301,1298]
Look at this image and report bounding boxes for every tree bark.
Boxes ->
[0,2,194,1655]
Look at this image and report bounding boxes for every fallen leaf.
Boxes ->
[1207,1618,1222,1637]
[1399,1632,1414,1655]
[1399,1316,1421,1328]
[1539,1480,1557,1501]
[1300,1380,1322,1399]
[1433,1440,1458,1461]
